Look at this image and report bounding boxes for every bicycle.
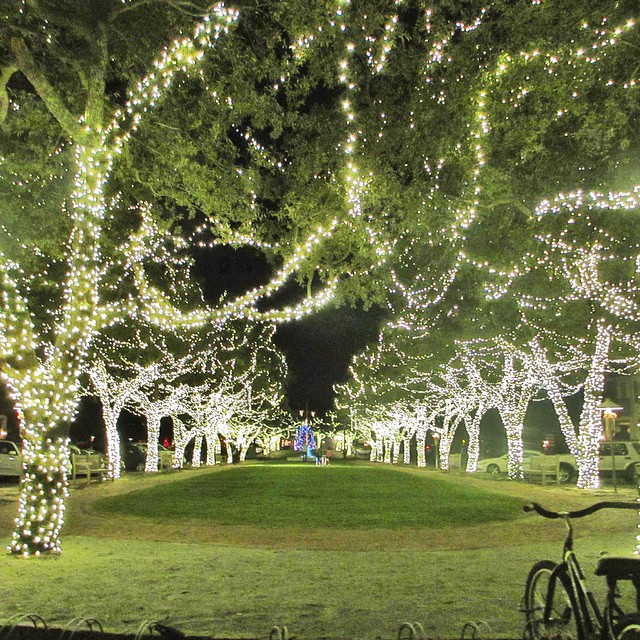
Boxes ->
[522,501,640,640]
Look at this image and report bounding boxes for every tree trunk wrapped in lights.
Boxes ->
[522,325,611,489]
[209,433,223,466]
[415,429,427,468]
[86,364,126,478]
[390,407,431,468]
[499,398,536,480]
[430,407,469,473]
[462,405,484,474]
[368,434,382,463]
[402,436,411,464]
[383,437,392,464]
[2,264,93,554]
[214,437,222,465]
[192,435,204,468]
[437,431,455,472]
[12,438,70,557]
[1,4,239,555]
[430,395,469,472]
[171,416,195,470]
[573,322,613,489]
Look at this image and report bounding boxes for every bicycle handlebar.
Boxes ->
[524,501,638,519]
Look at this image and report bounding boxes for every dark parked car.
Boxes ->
[353,439,372,459]
[123,442,146,472]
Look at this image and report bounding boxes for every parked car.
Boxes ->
[528,442,640,484]
[477,450,542,475]
[0,440,22,478]
[353,439,372,459]
[598,441,640,482]
[123,442,146,472]
[478,442,640,484]
[477,450,576,483]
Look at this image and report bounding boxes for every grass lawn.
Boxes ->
[93,462,525,529]
[0,462,637,639]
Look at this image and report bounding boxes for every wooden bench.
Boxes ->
[70,454,108,484]
[524,455,560,485]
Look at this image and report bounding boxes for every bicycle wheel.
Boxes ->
[617,624,640,640]
[612,614,640,640]
[524,559,580,640]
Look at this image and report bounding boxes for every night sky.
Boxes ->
[272,306,383,413]
[192,245,383,413]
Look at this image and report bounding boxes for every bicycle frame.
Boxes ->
[524,501,639,640]
[546,516,603,639]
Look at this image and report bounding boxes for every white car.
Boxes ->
[477,450,576,483]
[0,440,22,477]
[477,444,640,484]
[477,450,547,475]
[598,441,640,482]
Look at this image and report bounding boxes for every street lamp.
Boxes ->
[599,398,624,492]
[432,432,440,470]
[298,408,316,423]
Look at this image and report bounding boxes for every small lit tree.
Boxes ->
[458,341,541,479]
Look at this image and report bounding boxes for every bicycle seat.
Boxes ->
[596,556,640,579]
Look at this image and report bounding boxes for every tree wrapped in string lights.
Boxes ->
[85,359,152,479]
[516,332,608,489]
[460,341,541,479]
[484,194,640,488]
[456,3,640,487]
[1,1,390,556]
[419,367,485,473]
[0,1,244,557]
[123,350,210,472]
[351,1,640,488]
[334,331,408,462]
[225,340,286,463]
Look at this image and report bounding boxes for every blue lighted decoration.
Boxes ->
[294,423,316,457]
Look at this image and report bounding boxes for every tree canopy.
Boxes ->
[2,0,640,554]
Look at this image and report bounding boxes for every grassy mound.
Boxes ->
[94,463,524,529]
